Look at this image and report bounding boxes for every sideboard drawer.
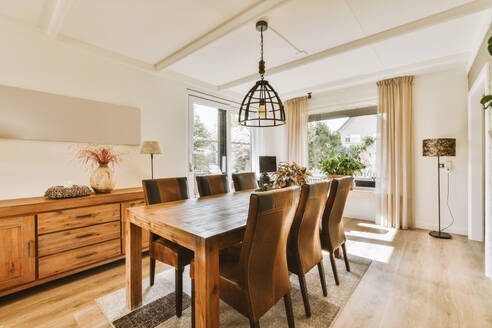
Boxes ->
[38,239,121,279]
[38,221,121,257]
[38,203,120,234]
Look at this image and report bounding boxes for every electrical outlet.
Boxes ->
[445,160,452,172]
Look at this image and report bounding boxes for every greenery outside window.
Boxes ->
[308,106,377,188]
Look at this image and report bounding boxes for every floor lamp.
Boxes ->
[140,141,162,179]
[422,138,456,239]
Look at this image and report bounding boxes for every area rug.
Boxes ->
[96,254,371,328]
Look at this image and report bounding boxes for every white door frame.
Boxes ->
[468,62,490,277]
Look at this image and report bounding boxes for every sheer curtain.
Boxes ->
[286,96,308,166]
[376,76,414,229]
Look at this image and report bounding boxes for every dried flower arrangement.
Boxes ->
[44,185,92,199]
[273,162,311,188]
[76,145,121,169]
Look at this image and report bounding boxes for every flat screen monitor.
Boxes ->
[259,156,277,173]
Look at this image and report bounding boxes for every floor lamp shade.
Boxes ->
[422,138,456,157]
[422,138,456,239]
[140,141,162,179]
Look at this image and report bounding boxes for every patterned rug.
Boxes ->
[96,253,371,328]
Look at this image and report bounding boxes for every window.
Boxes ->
[308,106,377,187]
[231,112,252,173]
[192,103,226,175]
[189,96,252,178]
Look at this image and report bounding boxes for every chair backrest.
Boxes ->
[142,177,189,205]
[320,176,353,252]
[239,186,300,320]
[232,172,257,191]
[195,174,229,197]
[288,182,330,274]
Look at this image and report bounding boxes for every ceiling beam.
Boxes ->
[218,0,492,90]
[39,0,73,38]
[282,52,470,99]
[154,0,289,71]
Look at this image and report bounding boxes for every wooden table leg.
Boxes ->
[194,237,220,328]
[126,219,142,310]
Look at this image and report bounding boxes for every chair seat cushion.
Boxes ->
[150,237,194,268]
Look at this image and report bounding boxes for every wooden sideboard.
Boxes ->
[0,188,146,297]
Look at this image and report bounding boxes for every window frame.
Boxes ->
[187,94,252,195]
[307,105,378,189]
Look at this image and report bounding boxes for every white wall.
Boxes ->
[413,68,469,235]
[0,20,228,200]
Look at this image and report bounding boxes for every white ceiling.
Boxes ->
[0,0,489,97]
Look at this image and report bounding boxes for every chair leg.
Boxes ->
[249,318,260,328]
[283,292,296,328]
[342,243,351,272]
[317,260,328,297]
[175,268,183,317]
[149,258,156,286]
[191,279,195,328]
[297,273,311,317]
[329,252,340,285]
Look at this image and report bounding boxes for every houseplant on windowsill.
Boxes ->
[318,151,365,180]
[77,145,121,193]
[273,162,311,188]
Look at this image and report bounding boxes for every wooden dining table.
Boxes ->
[125,190,252,328]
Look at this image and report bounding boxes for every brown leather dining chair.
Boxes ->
[195,174,229,196]
[142,177,194,318]
[232,172,257,191]
[286,181,330,317]
[190,186,301,328]
[320,176,353,285]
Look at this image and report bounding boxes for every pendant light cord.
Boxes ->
[260,28,264,80]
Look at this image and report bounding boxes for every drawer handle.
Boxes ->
[76,233,96,239]
[75,214,93,219]
[76,251,96,259]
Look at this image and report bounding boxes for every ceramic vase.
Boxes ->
[90,163,115,193]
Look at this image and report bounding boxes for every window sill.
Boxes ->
[351,186,375,193]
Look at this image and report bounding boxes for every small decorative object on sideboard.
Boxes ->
[77,145,121,193]
[44,185,92,199]
[273,162,311,188]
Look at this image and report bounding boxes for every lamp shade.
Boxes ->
[422,138,456,157]
[140,141,162,155]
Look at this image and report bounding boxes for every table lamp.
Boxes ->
[140,141,162,179]
[422,138,456,239]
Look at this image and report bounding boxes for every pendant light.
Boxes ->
[239,20,285,127]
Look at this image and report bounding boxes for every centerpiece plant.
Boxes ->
[76,145,121,193]
[273,162,311,188]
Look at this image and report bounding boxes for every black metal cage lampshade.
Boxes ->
[239,20,285,127]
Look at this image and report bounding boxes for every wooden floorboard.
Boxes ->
[0,219,491,328]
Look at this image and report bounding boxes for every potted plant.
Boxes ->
[77,145,121,193]
[273,162,311,188]
[318,151,366,179]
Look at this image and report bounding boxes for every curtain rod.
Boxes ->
[186,88,241,106]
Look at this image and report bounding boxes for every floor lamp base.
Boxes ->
[429,231,452,239]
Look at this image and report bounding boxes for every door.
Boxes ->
[0,215,35,290]
[189,98,228,196]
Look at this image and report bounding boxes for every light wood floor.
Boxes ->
[0,219,491,328]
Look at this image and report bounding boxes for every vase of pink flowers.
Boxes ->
[77,145,121,193]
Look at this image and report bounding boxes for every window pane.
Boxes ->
[193,104,221,175]
[308,114,377,183]
[231,113,251,173]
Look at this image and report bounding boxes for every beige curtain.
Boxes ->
[377,76,414,229]
[286,96,308,166]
